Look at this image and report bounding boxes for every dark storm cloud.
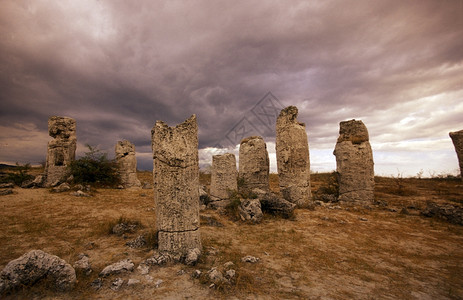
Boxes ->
[1,0,462,174]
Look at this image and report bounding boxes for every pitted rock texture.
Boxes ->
[151,115,201,258]
[115,140,141,188]
[239,199,263,224]
[333,119,374,204]
[45,116,76,186]
[449,130,463,180]
[276,106,311,207]
[0,250,76,293]
[210,153,237,205]
[238,136,270,192]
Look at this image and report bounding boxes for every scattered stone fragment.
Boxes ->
[276,106,312,207]
[70,190,91,197]
[145,275,154,283]
[239,198,263,224]
[151,115,201,259]
[225,269,236,281]
[184,248,201,266]
[207,268,224,283]
[333,119,375,204]
[112,223,137,235]
[137,264,149,275]
[0,189,13,196]
[359,217,368,222]
[127,278,140,286]
[73,254,92,276]
[91,278,103,290]
[0,250,76,293]
[142,251,172,266]
[223,261,234,269]
[177,269,185,276]
[99,259,134,277]
[238,136,270,192]
[126,235,146,248]
[449,129,463,180]
[154,279,163,288]
[110,278,124,291]
[192,269,202,279]
[52,182,71,193]
[209,153,237,207]
[115,140,142,188]
[44,116,77,187]
[421,202,463,225]
[241,255,260,263]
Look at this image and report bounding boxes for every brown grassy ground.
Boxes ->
[0,170,462,299]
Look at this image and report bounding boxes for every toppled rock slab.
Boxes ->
[99,259,134,277]
[421,202,463,225]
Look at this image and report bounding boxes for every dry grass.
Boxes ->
[0,170,462,299]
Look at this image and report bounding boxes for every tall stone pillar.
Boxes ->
[151,115,201,259]
[115,140,141,188]
[449,130,463,180]
[276,106,311,207]
[238,136,269,193]
[209,153,237,207]
[333,119,374,204]
[45,116,76,186]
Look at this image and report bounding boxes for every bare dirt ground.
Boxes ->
[0,170,462,299]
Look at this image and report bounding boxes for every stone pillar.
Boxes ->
[333,119,374,204]
[276,106,311,207]
[115,140,141,188]
[209,153,237,207]
[45,116,76,186]
[449,130,463,180]
[151,115,201,259]
[238,136,269,192]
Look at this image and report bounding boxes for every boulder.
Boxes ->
[99,259,134,277]
[239,199,263,224]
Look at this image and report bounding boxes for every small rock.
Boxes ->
[126,235,146,248]
[145,275,154,283]
[207,268,223,283]
[192,269,202,278]
[112,223,137,235]
[127,279,140,286]
[73,254,92,276]
[110,278,124,291]
[184,248,201,266]
[225,269,236,280]
[71,190,91,197]
[99,259,134,277]
[91,278,103,290]
[239,198,263,224]
[154,279,163,288]
[223,261,234,269]
[0,189,13,196]
[241,255,260,263]
[359,217,368,221]
[52,182,71,193]
[117,185,125,189]
[142,251,172,266]
[177,269,185,276]
[137,264,149,275]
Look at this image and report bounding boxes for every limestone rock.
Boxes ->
[99,259,134,277]
[254,189,296,219]
[276,106,311,207]
[52,182,71,193]
[239,199,263,224]
[207,268,223,283]
[126,235,146,248]
[241,255,260,263]
[151,115,201,258]
[333,120,374,204]
[110,278,124,291]
[238,136,270,192]
[184,248,201,266]
[115,140,141,188]
[449,130,463,180]
[142,251,172,266]
[0,250,76,293]
[421,202,463,225]
[209,153,237,207]
[73,254,92,276]
[44,116,76,187]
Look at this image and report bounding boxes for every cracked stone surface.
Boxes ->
[449,129,463,180]
[151,115,201,258]
[209,153,237,205]
[99,259,134,277]
[333,119,374,204]
[115,140,141,188]
[44,116,76,187]
[276,106,311,207]
[238,136,270,192]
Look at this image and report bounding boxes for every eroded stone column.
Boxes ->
[151,115,201,259]
[45,116,76,186]
[333,119,374,204]
[238,136,269,192]
[449,130,463,180]
[276,106,311,207]
[115,140,141,188]
[209,153,237,207]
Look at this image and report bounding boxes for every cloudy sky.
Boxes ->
[1,0,462,177]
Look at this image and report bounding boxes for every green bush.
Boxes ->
[68,145,120,187]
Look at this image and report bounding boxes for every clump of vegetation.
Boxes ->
[314,172,339,200]
[101,216,143,236]
[68,145,120,187]
[225,190,242,221]
[2,163,35,186]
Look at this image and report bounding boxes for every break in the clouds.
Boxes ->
[0,0,462,177]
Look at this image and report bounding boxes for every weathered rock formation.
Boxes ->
[276,106,311,207]
[239,199,263,224]
[44,116,76,186]
[0,250,76,293]
[115,140,141,188]
[209,153,237,207]
[252,188,296,219]
[333,119,374,204]
[151,115,201,260]
[449,130,463,180]
[238,136,269,192]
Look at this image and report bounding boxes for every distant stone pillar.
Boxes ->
[333,119,374,204]
[209,153,237,207]
[276,106,311,207]
[45,116,76,186]
[238,136,270,192]
[449,130,463,180]
[151,115,201,259]
[115,140,141,188]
